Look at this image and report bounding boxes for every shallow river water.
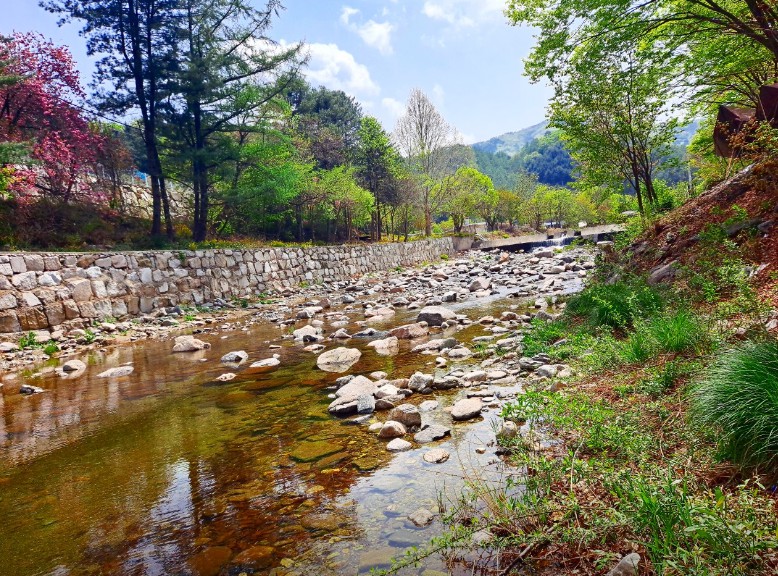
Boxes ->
[0,292,539,576]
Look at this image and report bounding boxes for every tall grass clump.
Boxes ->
[648,309,711,354]
[565,279,663,329]
[616,310,711,364]
[691,340,778,471]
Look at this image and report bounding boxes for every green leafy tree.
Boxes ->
[169,0,304,241]
[315,166,374,242]
[354,116,399,240]
[551,47,678,213]
[225,136,312,238]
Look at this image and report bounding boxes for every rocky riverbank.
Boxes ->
[2,246,596,388]
[1,244,608,576]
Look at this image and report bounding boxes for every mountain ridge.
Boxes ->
[472,121,550,156]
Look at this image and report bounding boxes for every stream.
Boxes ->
[0,249,594,576]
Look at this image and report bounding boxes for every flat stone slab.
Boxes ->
[317,347,361,373]
[290,440,343,463]
[413,424,451,444]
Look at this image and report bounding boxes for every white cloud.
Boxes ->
[357,20,395,55]
[421,0,504,28]
[304,43,380,96]
[382,97,405,119]
[340,5,395,55]
[340,6,359,25]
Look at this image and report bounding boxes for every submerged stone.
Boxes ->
[189,546,232,576]
[290,441,343,463]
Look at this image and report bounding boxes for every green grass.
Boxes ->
[610,470,775,576]
[565,279,664,329]
[612,309,712,365]
[691,339,778,471]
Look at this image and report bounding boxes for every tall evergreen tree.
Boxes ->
[170,0,303,241]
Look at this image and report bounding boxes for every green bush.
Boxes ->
[691,340,778,471]
[565,279,664,329]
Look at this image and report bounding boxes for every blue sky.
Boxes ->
[3,0,552,143]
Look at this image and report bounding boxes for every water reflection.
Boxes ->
[0,294,529,576]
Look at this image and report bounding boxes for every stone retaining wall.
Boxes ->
[0,239,454,336]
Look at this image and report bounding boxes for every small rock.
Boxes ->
[332,328,351,339]
[61,359,86,373]
[97,366,134,378]
[220,350,248,365]
[388,404,422,428]
[316,347,362,373]
[216,373,236,382]
[423,448,450,463]
[378,420,407,439]
[386,438,413,452]
[451,398,483,421]
[408,372,435,392]
[20,384,45,395]
[606,553,641,576]
[419,400,439,412]
[497,420,518,440]
[413,424,451,444]
[172,335,210,353]
[357,393,376,414]
[366,336,399,355]
[417,306,456,327]
[389,322,429,339]
[408,508,435,527]
[248,357,280,370]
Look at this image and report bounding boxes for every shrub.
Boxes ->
[691,340,778,471]
[565,279,664,329]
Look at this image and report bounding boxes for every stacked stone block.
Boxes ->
[0,239,453,335]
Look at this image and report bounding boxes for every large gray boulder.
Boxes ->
[317,347,362,373]
[416,306,456,327]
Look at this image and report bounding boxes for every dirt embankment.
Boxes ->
[624,163,778,308]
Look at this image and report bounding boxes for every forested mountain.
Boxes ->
[472,121,549,156]
[473,121,699,190]
[474,131,575,189]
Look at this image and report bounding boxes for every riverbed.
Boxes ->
[0,248,595,576]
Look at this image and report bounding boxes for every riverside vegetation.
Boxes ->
[373,188,778,575]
